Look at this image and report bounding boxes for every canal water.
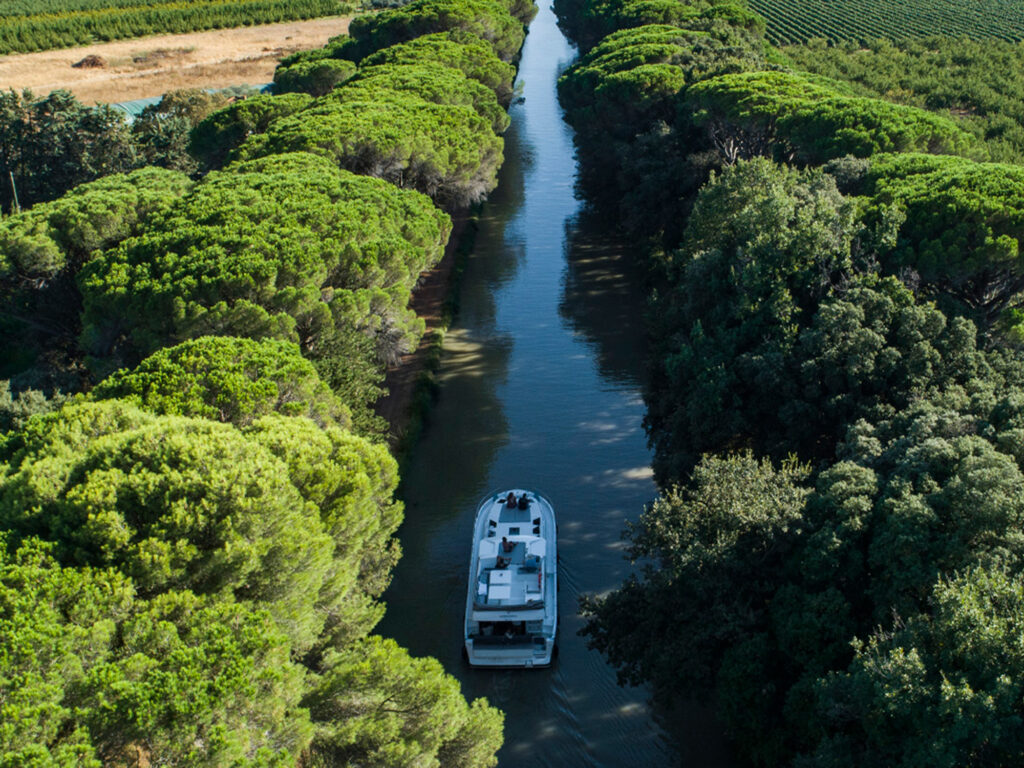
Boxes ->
[378,4,735,766]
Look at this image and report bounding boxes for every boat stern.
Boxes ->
[465,634,555,668]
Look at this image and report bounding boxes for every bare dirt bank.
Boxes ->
[376,215,471,447]
[0,17,349,104]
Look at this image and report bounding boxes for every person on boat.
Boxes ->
[501,536,514,553]
[496,555,509,568]
[517,493,530,509]
[505,491,516,507]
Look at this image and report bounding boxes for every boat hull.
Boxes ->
[464,489,557,668]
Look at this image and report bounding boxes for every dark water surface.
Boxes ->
[378,5,734,766]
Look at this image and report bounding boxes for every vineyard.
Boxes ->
[0,0,351,54]
[747,0,1024,44]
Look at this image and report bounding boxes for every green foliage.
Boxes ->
[762,396,1024,762]
[343,0,530,63]
[0,381,67,432]
[189,92,314,170]
[581,452,812,693]
[0,87,209,215]
[0,166,191,389]
[782,37,1024,162]
[862,153,1024,329]
[0,89,139,212]
[611,0,764,38]
[236,90,503,209]
[79,151,450,374]
[131,88,232,173]
[0,536,124,768]
[0,0,522,761]
[687,70,980,165]
[243,413,403,644]
[0,0,349,55]
[555,13,766,241]
[806,566,1024,767]
[90,335,352,429]
[645,155,1024,479]
[0,392,405,644]
[0,536,312,767]
[555,0,763,54]
[559,23,764,141]
[309,322,388,439]
[77,590,311,767]
[274,57,358,97]
[360,30,517,106]
[611,164,1024,760]
[0,165,191,285]
[277,38,347,69]
[0,87,212,224]
[746,0,1024,45]
[0,389,497,764]
[146,87,233,126]
[590,380,1024,763]
[786,279,991,456]
[347,62,511,134]
[0,400,336,648]
[552,0,773,245]
[647,158,860,480]
[562,0,1024,761]
[304,635,503,768]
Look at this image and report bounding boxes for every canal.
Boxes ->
[378,4,735,766]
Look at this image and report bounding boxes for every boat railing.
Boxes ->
[478,487,554,512]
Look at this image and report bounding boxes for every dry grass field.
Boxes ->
[0,16,349,104]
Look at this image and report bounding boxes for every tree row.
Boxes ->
[0,0,535,763]
[555,0,1024,765]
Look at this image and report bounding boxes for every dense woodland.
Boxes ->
[0,87,234,215]
[0,0,538,762]
[555,0,1024,764]
[782,37,1024,162]
[6,0,1024,761]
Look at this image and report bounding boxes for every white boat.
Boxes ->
[464,489,557,668]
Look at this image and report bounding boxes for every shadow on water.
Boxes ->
[463,116,530,324]
[378,3,738,766]
[560,207,652,389]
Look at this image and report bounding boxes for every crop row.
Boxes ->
[747,0,1024,43]
[0,0,346,54]
[0,0,204,20]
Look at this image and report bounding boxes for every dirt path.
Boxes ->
[0,17,349,104]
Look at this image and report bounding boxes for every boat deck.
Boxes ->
[475,540,543,606]
[472,495,548,610]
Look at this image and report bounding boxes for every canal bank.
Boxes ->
[375,209,476,454]
[378,3,736,766]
